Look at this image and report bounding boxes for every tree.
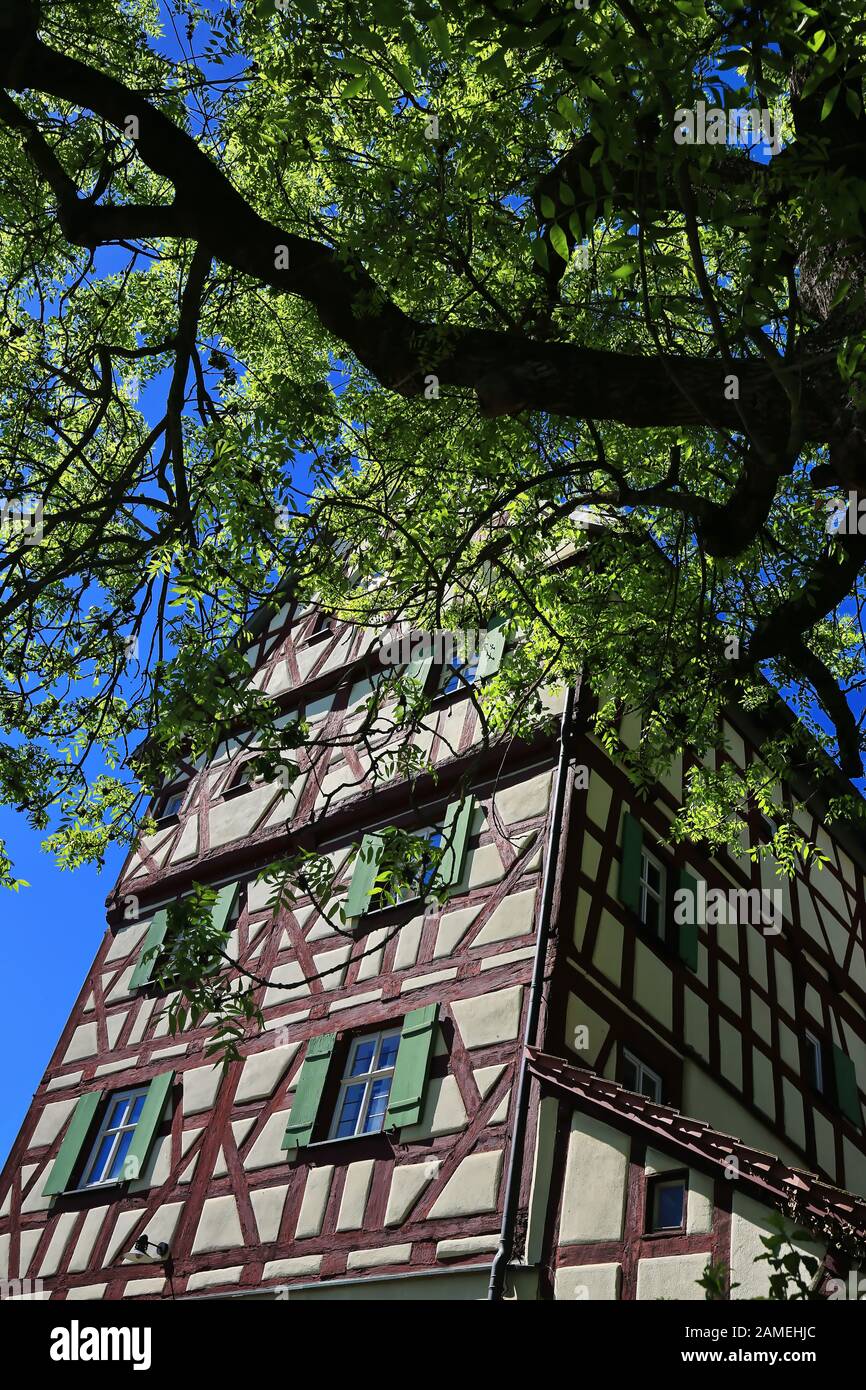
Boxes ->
[1,0,866,905]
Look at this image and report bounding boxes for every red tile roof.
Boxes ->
[527,1049,866,1255]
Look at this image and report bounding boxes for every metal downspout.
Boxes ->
[487,681,577,1301]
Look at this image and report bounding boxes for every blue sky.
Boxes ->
[0,816,124,1165]
[0,1,231,1168]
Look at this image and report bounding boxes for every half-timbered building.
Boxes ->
[2,592,866,1301]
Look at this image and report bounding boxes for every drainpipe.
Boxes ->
[487,681,577,1301]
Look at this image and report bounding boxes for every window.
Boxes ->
[639,846,665,937]
[156,786,186,821]
[756,816,776,845]
[621,1048,663,1103]
[805,1030,825,1094]
[307,612,332,644]
[438,649,480,696]
[329,1029,402,1139]
[417,826,444,893]
[647,1175,687,1233]
[366,826,445,915]
[79,1087,149,1188]
[226,760,254,794]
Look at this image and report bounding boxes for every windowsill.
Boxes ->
[153,814,180,828]
[641,1227,686,1240]
[54,1179,125,1203]
[294,1131,394,1161]
[362,892,423,920]
[308,1132,389,1149]
[222,781,256,801]
[431,684,478,706]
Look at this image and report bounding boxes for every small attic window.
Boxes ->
[225,760,255,795]
[754,811,778,846]
[155,785,186,822]
[306,612,332,644]
[646,1174,687,1233]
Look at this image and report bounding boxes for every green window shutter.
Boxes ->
[281,1033,337,1152]
[211,881,240,936]
[129,909,170,989]
[439,795,475,887]
[831,1044,862,1127]
[42,1090,103,1196]
[404,642,433,692]
[385,1004,440,1130]
[344,834,385,919]
[125,1071,175,1183]
[677,869,700,971]
[475,617,507,680]
[619,812,643,913]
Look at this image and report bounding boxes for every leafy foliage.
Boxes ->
[1,1,866,932]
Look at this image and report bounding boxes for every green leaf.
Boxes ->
[429,14,451,58]
[821,85,841,120]
[549,223,570,262]
[539,194,557,220]
[341,73,368,99]
[367,72,392,113]
[577,164,596,198]
[532,238,550,270]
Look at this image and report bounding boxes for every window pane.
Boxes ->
[335,1083,365,1138]
[622,1056,638,1091]
[655,1182,685,1229]
[643,895,661,936]
[362,1077,393,1132]
[442,656,478,694]
[349,1040,377,1077]
[108,1127,135,1181]
[129,1093,147,1124]
[644,859,662,894]
[378,1034,400,1070]
[640,1071,661,1102]
[106,1097,129,1131]
[88,1133,116,1185]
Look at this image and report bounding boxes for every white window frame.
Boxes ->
[621,1048,663,1103]
[805,1030,824,1093]
[649,1176,687,1232]
[157,786,186,821]
[78,1086,150,1188]
[329,1029,402,1139]
[639,845,665,936]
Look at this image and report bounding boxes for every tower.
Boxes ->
[2,595,866,1301]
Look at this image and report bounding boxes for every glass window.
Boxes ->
[330,1029,402,1139]
[307,612,332,642]
[366,826,445,914]
[805,1031,824,1093]
[438,651,480,696]
[156,787,186,821]
[79,1088,149,1188]
[648,1177,686,1232]
[621,1048,663,1103]
[227,760,254,792]
[418,827,444,893]
[639,846,664,937]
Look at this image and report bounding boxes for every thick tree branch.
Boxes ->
[0,29,833,440]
